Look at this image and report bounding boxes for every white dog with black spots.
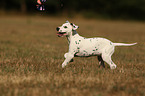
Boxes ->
[56,21,137,69]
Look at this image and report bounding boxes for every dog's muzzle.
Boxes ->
[56,27,67,37]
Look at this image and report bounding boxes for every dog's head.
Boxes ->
[56,21,79,37]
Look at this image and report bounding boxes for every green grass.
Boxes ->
[0,16,145,96]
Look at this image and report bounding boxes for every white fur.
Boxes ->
[57,21,137,69]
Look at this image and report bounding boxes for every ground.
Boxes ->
[0,16,145,96]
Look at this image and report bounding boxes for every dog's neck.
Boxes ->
[66,30,79,44]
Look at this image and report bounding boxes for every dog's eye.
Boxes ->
[64,26,67,28]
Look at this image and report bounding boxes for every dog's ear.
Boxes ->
[71,23,79,30]
[66,21,70,23]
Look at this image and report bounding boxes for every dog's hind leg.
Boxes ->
[101,46,117,69]
[97,55,105,68]
[102,53,116,69]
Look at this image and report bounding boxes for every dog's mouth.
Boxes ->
[56,32,67,37]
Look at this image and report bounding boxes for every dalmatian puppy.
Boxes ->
[56,21,137,69]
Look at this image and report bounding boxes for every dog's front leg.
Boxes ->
[64,53,74,62]
[62,52,74,68]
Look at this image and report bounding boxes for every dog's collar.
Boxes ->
[66,30,77,45]
[65,30,78,37]
[72,30,78,36]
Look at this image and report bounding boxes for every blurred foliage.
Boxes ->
[0,0,145,20]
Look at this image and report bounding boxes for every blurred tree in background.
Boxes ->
[0,0,145,20]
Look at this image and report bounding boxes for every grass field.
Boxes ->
[0,16,145,96]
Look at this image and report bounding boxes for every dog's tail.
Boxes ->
[113,42,137,46]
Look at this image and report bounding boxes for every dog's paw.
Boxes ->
[110,65,117,69]
[62,64,66,68]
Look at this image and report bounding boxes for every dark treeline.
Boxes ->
[0,0,145,20]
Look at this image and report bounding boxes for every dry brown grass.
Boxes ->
[0,16,145,96]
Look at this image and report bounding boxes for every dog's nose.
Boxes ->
[56,27,60,31]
